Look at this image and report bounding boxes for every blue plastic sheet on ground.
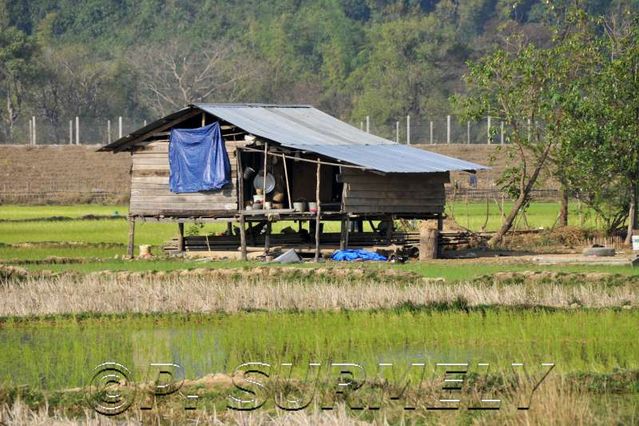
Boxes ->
[169,122,231,193]
[330,249,387,262]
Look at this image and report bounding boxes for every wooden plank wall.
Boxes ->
[342,169,449,214]
[130,140,238,216]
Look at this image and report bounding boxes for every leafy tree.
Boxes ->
[0,26,37,141]
[0,0,636,147]
[348,1,470,134]
[456,29,579,245]
[556,10,639,238]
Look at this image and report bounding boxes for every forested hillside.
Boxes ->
[0,0,635,142]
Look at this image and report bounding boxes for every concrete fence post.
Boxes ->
[467,121,471,144]
[107,120,111,144]
[429,121,433,144]
[75,116,79,145]
[395,121,399,143]
[406,115,411,145]
[69,120,73,144]
[32,116,36,145]
[118,116,123,138]
[487,116,492,144]
[501,121,505,145]
[446,115,451,144]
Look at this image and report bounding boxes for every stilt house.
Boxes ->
[99,104,486,259]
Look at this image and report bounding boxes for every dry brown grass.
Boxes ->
[0,400,370,425]
[1,377,632,425]
[0,269,636,317]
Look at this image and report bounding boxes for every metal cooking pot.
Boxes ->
[243,167,256,180]
[253,171,276,194]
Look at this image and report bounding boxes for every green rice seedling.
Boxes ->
[0,310,636,390]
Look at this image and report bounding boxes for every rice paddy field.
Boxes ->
[0,203,638,424]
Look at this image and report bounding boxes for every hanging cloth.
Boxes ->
[168,122,231,193]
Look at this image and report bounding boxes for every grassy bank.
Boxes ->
[4,255,639,281]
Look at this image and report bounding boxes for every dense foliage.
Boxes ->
[456,5,639,239]
[0,0,634,141]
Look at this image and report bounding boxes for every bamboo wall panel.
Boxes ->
[129,140,238,216]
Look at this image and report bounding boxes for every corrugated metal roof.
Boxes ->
[196,104,487,173]
[197,104,392,147]
[101,103,487,173]
[288,144,485,173]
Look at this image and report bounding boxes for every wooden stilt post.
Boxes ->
[314,158,321,262]
[177,222,185,253]
[419,228,438,260]
[264,221,271,258]
[239,214,247,261]
[127,217,136,258]
[262,142,268,201]
[386,215,394,245]
[340,216,349,250]
[237,148,245,210]
[436,213,444,258]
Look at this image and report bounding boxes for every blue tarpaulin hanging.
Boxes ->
[331,249,387,262]
[169,122,231,193]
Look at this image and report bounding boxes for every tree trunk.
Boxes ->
[625,181,637,245]
[559,186,569,227]
[488,193,527,247]
[488,141,554,247]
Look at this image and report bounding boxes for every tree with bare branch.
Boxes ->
[129,39,260,116]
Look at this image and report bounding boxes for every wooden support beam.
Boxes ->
[386,215,394,245]
[340,216,349,250]
[264,221,271,257]
[127,217,136,258]
[177,222,185,252]
[239,215,247,261]
[237,148,245,210]
[113,108,201,152]
[262,142,268,200]
[282,153,292,209]
[314,158,322,262]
